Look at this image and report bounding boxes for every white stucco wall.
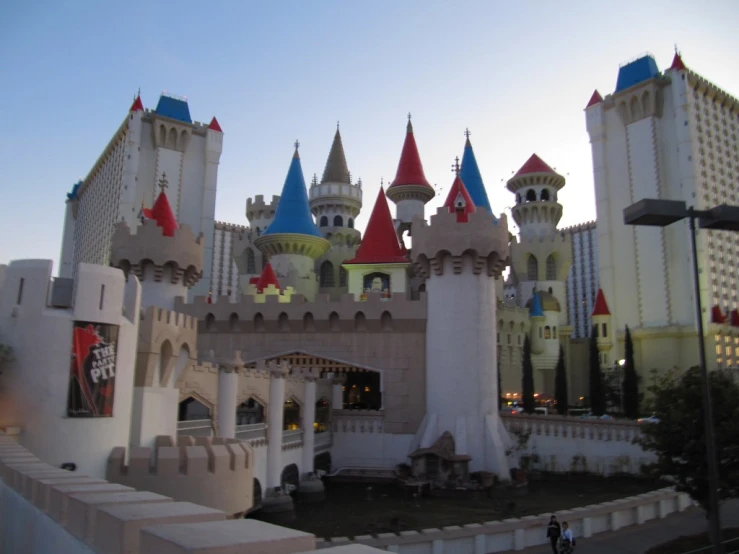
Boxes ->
[0,261,140,478]
[331,431,413,469]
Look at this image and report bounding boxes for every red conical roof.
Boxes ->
[345,187,408,264]
[129,95,144,113]
[670,52,686,71]
[591,288,611,316]
[150,191,178,237]
[208,116,223,132]
[256,262,280,292]
[514,154,556,178]
[443,175,476,223]
[388,120,432,190]
[586,90,603,109]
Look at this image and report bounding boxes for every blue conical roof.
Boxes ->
[460,137,493,214]
[262,147,322,238]
[529,291,544,317]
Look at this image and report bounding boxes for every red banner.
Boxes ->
[67,321,119,417]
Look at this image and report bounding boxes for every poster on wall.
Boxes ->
[67,321,120,418]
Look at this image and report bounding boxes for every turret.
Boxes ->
[309,125,363,241]
[111,174,204,310]
[386,116,435,237]
[592,288,614,367]
[508,154,572,325]
[526,288,561,374]
[343,186,410,299]
[459,130,494,215]
[410,169,511,477]
[254,142,330,300]
[246,195,280,236]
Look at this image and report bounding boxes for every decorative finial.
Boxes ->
[137,87,141,97]
[451,156,460,176]
[380,177,384,187]
[674,43,679,55]
[407,112,412,122]
[337,121,340,131]
[464,128,471,139]
[157,173,168,192]
[294,139,300,150]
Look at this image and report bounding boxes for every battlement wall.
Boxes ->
[176,289,427,330]
[107,435,254,517]
[560,220,597,233]
[246,194,280,223]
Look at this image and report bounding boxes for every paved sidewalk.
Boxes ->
[501,499,739,554]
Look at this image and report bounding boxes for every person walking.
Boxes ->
[546,515,561,554]
[559,521,575,554]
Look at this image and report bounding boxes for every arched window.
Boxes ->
[333,215,343,227]
[303,312,315,332]
[381,311,393,331]
[205,313,215,332]
[348,218,354,229]
[329,311,340,331]
[339,267,348,288]
[320,216,329,227]
[320,260,334,287]
[278,312,289,332]
[229,313,239,331]
[354,312,367,331]
[527,255,538,281]
[254,313,265,332]
[236,398,265,425]
[540,189,550,201]
[544,326,551,339]
[546,255,556,281]
[246,248,256,274]
[526,189,537,202]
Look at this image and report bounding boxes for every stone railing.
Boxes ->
[317,488,693,553]
[500,413,643,443]
[332,410,384,433]
[283,429,304,446]
[236,422,267,441]
[315,431,333,451]
[176,419,213,437]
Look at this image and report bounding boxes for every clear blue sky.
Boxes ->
[1,0,738,268]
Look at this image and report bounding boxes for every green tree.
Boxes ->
[554,345,568,415]
[589,325,606,415]
[622,326,640,419]
[638,366,739,513]
[522,335,535,414]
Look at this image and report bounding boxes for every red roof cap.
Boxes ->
[150,191,178,237]
[711,305,727,324]
[208,116,223,132]
[730,309,739,327]
[443,175,476,222]
[256,262,280,292]
[670,52,686,71]
[585,89,603,109]
[514,154,556,178]
[345,187,408,264]
[591,288,611,316]
[129,95,144,113]
[389,120,432,190]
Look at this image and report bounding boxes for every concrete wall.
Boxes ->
[0,261,140,478]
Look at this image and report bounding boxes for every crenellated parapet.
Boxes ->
[111,219,204,287]
[136,306,198,387]
[107,435,254,517]
[246,194,280,233]
[175,289,426,333]
[411,208,510,278]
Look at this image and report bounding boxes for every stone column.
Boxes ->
[266,362,288,489]
[298,368,325,501]
[331,374,346,410]
[217,365,239,439]
[301,371,318,475]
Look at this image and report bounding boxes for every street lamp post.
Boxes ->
[623,199,739,554]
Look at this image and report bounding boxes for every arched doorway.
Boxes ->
[177,396,212,436]
[236,398,265,425]
[314,452,332,475]
[283,398,301,430]
[344,372,381,410]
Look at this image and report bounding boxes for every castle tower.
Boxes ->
[459,130,494,215]
[343,187,410,299]
[309,125,363,238]
[110,175,205,310]
[591,288,615,367]
[386,116,435,237]
[411,172,511,477]
[526,287,562,391]
[254,143,330,301]
[508,154,572,326]
[246,195,280,236]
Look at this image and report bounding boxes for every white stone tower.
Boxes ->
[508,154,572,328]
[411,173,511,477]
[386,116,435,237]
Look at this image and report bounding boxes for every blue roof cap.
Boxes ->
[529,291,544,317]
[67,180,82,201]
[155,95,192,124]
[615,55,660,93]
[262,150,323,238]
[460,138,493,215]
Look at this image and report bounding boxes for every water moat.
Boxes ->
[255,474,666,540]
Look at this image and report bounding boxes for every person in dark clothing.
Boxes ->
[546,514,561,554]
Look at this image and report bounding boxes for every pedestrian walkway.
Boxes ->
[501,499,739,554]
